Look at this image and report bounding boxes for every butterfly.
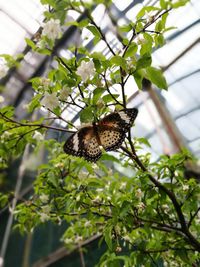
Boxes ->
[63,108,138,162]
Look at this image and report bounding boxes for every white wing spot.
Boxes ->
[118,111,130,123]
[73,133,79,152]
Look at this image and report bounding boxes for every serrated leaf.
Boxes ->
[146,66,168,90]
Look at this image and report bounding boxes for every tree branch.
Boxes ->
[121,143,200,252]
[0,112,75,133]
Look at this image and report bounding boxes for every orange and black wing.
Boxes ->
[98,108,138,151]
[63,126,102,162]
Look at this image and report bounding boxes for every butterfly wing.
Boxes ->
[98,128,126,151]
[64,108,138,161]
[63,126,102,162]
[100,108,138,133]
[98,108,138,151]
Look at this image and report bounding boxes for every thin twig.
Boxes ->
[0,112,75,133]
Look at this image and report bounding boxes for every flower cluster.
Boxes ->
[0,62,8,79]
[41,92,59,110]
[76,60,95,82]
[42,19,62,40]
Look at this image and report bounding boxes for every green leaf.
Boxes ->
[133,69,145,89]
[0,193,9,208]
[136,6,160,19]
[101,153,120,163]
[119,24,132,33]
[110,55,127,70]
[90,52,106,61]
[136,53,152,69]
[87,25,101,39]
[104,226,113,251]
[124,42,138,58]
[79,19,89,28]
[0,106,14,118]
[102,94,119,103]
[140,33,153,55]
[154,34,165,47]
[160,0,168,9]
[93,87,105,104]
[80,106,94,123]
[175,249,191,264]
[137,137,151,147]
[146,66,168,90]
[25,38,36,50]
[172,0,190,8]
[28,94,42,112]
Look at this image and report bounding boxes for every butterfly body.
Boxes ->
[64,108,138,162]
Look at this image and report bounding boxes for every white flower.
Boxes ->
[144,11,154,23]
[107,168,113,176]
[42,19,62,40]
[42,205,51,214]
[123,235,131,242]
[84,220,91,227]
[137,202,146,210]
[105,181,111,190]
[106,196,111,201]
[40,194,49,203]
[75,235,83,243]
[0,63,8,79]
[135,34,146,45]
[79,171,88,179]
[41,92,59,110]
[1,131,11,140]
[92,163,99,170]
[33,131,44,141]
[162,204,170,212]
[92,195,101,203]
[120,182,127,190]
[0,95,5,103]
[183,184,189,191]
[64,238,73,244]
[59,86,71,100]
[40,212,50,222]
[76,60,95,82]
[76,195,81,201]
[96,188,103,193]
[55,162,64,168]
[36,39,46,49]
[40,77,51,88]
[135,189,143,199]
